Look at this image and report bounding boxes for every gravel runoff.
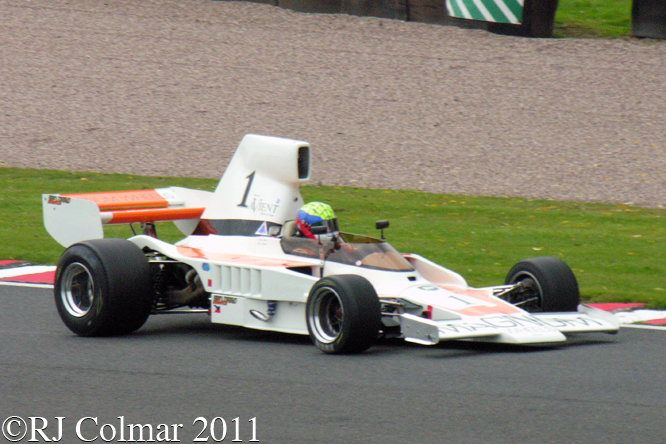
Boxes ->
[1,0,665,207]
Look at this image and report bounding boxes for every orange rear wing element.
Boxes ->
[43,187,212,247]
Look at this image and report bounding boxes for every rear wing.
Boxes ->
[43,187,212,247]
[44,134,311,246]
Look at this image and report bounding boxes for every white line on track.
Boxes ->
[0,281,54,289]
[619,324,666,331]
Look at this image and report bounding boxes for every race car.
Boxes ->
[43,134,619,354]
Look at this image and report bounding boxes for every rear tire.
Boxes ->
[504,256,580,312]
[54,239,154,336]
[306,275,380,354]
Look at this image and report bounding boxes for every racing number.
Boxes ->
[238,171,256,208]
[192,417,259,442]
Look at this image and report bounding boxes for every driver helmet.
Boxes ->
[296,202,339,241]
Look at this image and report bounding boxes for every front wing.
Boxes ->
[400,304,620,345]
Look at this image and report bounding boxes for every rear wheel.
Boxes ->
[504,257,580,312]
[54,239,154,336]
[306,275,380,354]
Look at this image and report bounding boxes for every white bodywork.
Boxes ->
[43,134,620,346]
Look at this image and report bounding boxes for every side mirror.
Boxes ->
[375,220,389,239]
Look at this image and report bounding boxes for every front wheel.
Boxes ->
[306,275,380,354]
[504,256,580,313]
[54,239,154,336]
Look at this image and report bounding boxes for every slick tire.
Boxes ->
[306,275,381,354]
[54,239,154,336]
[505,256,580,312]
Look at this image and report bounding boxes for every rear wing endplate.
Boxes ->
[43,187,212,247]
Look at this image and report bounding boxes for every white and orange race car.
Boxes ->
[43,134,619,353]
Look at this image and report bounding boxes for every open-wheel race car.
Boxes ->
[43,134,619,354]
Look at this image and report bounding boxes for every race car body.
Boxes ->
[43,134,619,353]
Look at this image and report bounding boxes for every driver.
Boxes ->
[295,202,339,242]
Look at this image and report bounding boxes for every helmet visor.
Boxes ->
[310,218,339,233]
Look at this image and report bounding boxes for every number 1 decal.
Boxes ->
[238,171,255,207]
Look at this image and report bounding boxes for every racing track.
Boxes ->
[2,285,665,443]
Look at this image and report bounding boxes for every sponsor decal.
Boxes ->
[202,263,210,272]
[249,197,280,216]
[47,195,71,205]
[212,295,237,306]
[254,221,268,236]
[439,313,606,333]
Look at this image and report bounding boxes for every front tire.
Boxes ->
[54,239,154,336]
[306,275,381,354]
[504,256,580,312]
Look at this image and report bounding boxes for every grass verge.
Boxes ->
[554,0,633,38]
[2,167,665,308]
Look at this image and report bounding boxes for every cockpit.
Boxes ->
[280,232,414,272]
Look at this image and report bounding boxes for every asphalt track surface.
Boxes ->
[2,285,665,443]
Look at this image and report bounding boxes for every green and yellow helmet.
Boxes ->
[295,202,339,239]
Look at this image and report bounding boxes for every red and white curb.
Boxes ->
[581,302,666,328]
[1,260,665,328]
[0,260,56,288]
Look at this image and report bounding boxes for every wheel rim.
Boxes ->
[309,286,344,344]
[60,262,95,318]
[509,271,543,312]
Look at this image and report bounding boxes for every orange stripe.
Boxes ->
[439,285,522,315]
[63,190,169,209]
[104,207,204,224]
[177,246,316,268]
